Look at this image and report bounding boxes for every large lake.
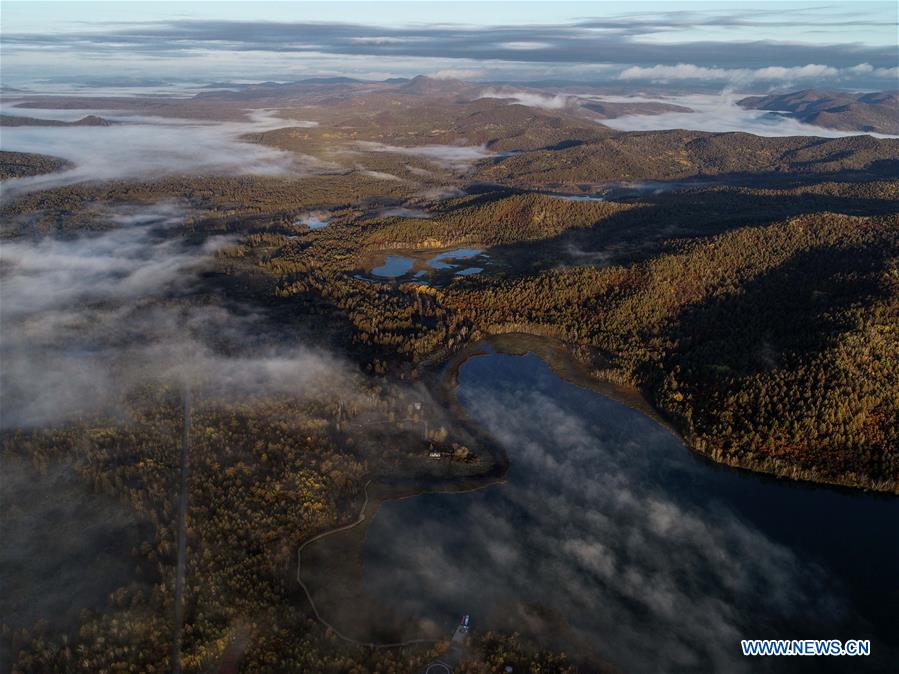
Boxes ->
[363,346,898,673]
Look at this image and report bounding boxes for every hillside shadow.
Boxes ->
[654,239,893,385]
[477,187,898,276]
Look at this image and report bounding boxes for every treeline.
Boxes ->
[0,173,415,237]
[475,130,899,188]
[361,192,637,248]
[455,213,899,489]
[0,150,69,180]
[2,370,494,672]
[262,209,898,490]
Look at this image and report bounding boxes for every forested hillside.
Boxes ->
[258,204,899,490]
[0,150,69,179]
[476,131,899,187]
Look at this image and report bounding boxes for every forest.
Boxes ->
[258,200,898,490]
[0,150,70,179]
[2,82,898,672]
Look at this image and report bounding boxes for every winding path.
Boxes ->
[294,479,437,650]
[295,476,501,654]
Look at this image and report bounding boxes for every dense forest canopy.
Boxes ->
[2,64,898,673]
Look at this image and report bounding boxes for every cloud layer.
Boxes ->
[4,16,895,69]
[0,106,312,198]
[617,62,899,85]
[477,89,576,110]
[1,6,896,88]
[594,93,899,138]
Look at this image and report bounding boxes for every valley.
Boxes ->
[1,39,897,674]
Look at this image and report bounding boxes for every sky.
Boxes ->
[1,1,897,89]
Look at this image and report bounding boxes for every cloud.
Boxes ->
[378,207,432,219]
[293,211,331,229]
[417,185,464,200]
[751,64,839,79]
[615,61,895,84]
[350,36,417,45]
[0,200,437,645]
[849,63,875,74]
[499,42,551,50]
[1,13,895,89]
[868,66,899,78]
[0,204,208,318]
[840,63,899,80]
[596,92,899,138]
[0,204,353,428]
[0,106,318,199]
[355,141,493,169]
[478,88,575,110]
[355,166,402,181]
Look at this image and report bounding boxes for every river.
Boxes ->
[361,344,899,673]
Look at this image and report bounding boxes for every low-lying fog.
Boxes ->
[364,351,899,673]
[354,141,494,169]
[591,93,899,138]
[0,102,318,198]
[0,202,350,429]
[483,89,898,138]
[1,196,468,655]
[0,200,388,651]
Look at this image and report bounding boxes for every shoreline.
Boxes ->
[291,332,673,648]
[290,328,896,657]
[289,345,511,646]
[448,332,898,495]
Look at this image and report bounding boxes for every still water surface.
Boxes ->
[372,255,416,278]
[363,347,898,673]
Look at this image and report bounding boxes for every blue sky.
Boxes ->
[1,1,896,88]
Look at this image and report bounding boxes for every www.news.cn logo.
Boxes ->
[741,639,871,657]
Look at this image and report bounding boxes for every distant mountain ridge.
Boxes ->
[397,75,477,97]
[0,114,114,127]
[738,89,899,134]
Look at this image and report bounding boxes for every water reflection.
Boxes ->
[368,248,487,281]
[427,248,483,270]
[371,255,415,278]
[363,348,898,673]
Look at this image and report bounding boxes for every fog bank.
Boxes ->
[0,103,316,198]
[591,93,899,138]
[0,203,351,428]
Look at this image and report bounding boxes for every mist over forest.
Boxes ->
[1,2,898,673]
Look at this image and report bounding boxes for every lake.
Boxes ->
[362,345,899,672]
[368,248,487,280]
[428,248,484,270]
[371,255,416,278]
